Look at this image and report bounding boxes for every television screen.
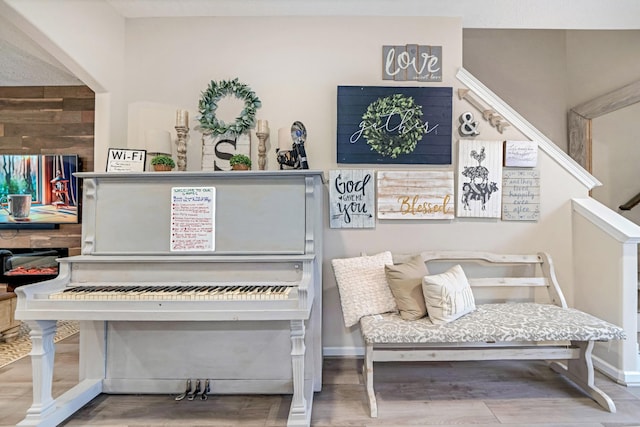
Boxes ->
[0,154,80,226]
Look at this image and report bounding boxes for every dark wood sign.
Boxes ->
[337,86,452,164]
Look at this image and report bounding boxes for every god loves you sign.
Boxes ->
[329,169,375,229]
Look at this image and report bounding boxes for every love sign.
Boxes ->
[382,45,442,82]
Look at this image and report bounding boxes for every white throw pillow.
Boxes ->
[331,251,396,327]
[422,264,476,325]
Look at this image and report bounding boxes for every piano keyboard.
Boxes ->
[49,283,295,301]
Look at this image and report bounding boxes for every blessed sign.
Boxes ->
[377,170,454,220]
[329,169,375,228]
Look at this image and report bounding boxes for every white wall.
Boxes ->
[566,31,640,107]
[0,6,613,352]
[0,0,127,169]
[121,16,590,351]
[463,29,569,152]
[564,31,640,224]
[592,103,640,225]
[465,29,640,227]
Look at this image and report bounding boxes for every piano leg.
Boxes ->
[18,320,104,427]
[288,319,313,427]
[22,320,57,423]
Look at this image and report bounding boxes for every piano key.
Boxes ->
[48,283,296,301]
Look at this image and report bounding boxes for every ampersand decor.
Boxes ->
[361,94,425,158]
[197,78,262,136]
[458,111,480,137]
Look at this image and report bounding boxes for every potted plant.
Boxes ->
[150,155,175,171]
[229,154,252,170]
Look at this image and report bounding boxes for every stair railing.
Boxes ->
[619,191,640,211]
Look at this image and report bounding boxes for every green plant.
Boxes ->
[197,78,261,136]
[362,94,425,158]
[150,155,175,168]
[229,154,252,168]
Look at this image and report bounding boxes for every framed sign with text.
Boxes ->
[504,140,538,167]
[337,86,452,165]
[170,187,216,251]
[201,132,251,171]
[329,169,375,228]
[377,170,454,220]
[456,140,503,219]
[106,148,147,172]
[502,168,540,221]
[382,45,442,82]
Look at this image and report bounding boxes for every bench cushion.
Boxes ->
[360,302,626,344]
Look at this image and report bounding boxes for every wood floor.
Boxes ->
[2,334,640,426]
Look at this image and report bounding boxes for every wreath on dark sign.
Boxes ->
[362,94,425,158]
[197,78,261,136]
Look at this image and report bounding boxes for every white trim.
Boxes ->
[323,346,364,358]
[456,68,602,190]
[104,0,640,30]
[593,355,640,386]
[572,198,640,244]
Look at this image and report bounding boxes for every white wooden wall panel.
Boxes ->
[202,132,251,171]
[377,170,454,220]
[502,168,540,221]
[456,140,503,218]
[329,169,375,229]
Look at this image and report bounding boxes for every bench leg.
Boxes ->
[362,343,378,417]
[549,340,616,413]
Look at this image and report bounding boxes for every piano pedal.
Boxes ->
[187,379,201,401]
[198,379,210,401]
[174,379,191,401]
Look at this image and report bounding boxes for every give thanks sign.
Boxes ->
[377,170,454,220]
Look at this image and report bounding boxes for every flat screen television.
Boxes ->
[0,154,80,228]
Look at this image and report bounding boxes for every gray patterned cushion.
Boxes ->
[360,302,626,344]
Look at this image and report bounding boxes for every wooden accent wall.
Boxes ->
[0,86,95,254]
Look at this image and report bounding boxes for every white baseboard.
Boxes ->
[593,355,640,386]
[323,346,363,357]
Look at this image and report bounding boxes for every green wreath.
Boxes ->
[362,94,425,158]
[197,78,261,136]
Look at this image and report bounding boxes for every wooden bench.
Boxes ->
[354,252,625,417]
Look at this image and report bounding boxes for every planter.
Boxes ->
[153,164,173,171]
[232,164,250,171]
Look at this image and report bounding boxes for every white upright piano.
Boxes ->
[15,170,324,427]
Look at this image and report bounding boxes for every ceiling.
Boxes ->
[1,0,639,87]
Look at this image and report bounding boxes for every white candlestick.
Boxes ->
[278,127,291,151]
[257,120,269,133]
[176,109,189,127]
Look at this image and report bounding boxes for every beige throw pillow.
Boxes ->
[422,264,476,325]
[331,251,396,327]
[385,255,430,320]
